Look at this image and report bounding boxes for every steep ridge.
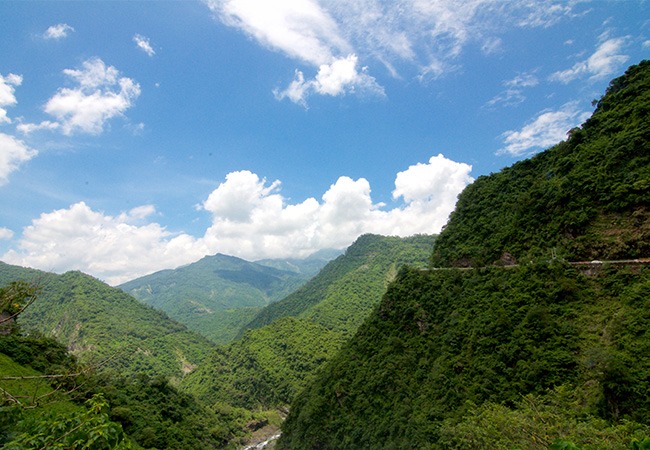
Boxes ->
[0,262,215,381]
[279,61,650,449]
[432,61,649,268]
[181,317,345,410]
[119,252,333,344]
[239,234,436,338]
[180,234,435,411]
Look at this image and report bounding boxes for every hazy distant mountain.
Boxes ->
[254,248,343,275]
[119,251,337,344]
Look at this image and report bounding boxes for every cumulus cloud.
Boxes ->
[0,73,22,124]
[43,58,141,135]
[206,0,581,103]
[207,0,348,65]
[274,54,384,105]
[498,101,591,156]
[2,202,205,286]
[0,133,38,185]
[549,36,629,83]
[43,23,74,40]
[4,155,473,285]
[134,34,155,56]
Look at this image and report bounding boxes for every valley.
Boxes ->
[1,60,649,449]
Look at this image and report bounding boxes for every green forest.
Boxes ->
[119,252,333,344]
[1,60,649,449]
[280,60,650,449]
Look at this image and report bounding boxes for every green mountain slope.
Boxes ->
[239,234,436,338]
[119,252,333,344]
[279,61,650,449]
[0,311,264,449]
[181,317,345,410]
[181,234,435,411]
[281,264,650,449]
[0,262,215,381]
[432,61,649,268]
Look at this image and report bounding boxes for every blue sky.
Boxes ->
[0,0,647,284]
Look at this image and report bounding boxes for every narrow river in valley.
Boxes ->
[241,432,281,449]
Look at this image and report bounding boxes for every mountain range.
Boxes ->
[1,60,648,449]
[119,250,338,344]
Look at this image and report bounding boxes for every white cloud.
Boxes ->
[274,54,384,105]
[134,34,155,56]
[549,36,629,83]
[2,202,205,286]
[43,23,74,40]
[516,1,578,28]
[481,36,503,55]
[0,133,38,185]
[0,73,22,124]
[0,228,14,240]
[207,0,349,66]
[4,155,473,285]
[43,58,141,135]
[486,71,539,107]
[206,0,582,102]
[16,120,60,134]
[498,101,591,156]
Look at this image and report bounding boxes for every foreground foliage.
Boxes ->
[280,264,650,449]
[0,281,257,449]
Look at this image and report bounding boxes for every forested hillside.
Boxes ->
[0,262,215,381]
[0,280,276,449]
[180,234,435,412]
[279,61,650,449]
[432,61,649,268]
[119,252,333,344]
[182,317,345,410]
[240,234,436,337]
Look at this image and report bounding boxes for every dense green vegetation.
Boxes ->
[279,61,650,449]
[182,317,345,410]
[119,252,334,344]
[240,234,436,337]
[2,60,646,450]
[280,264,650,449]
[0,262,215,381]
[0,279,274,449]
[432,61,649,268]
[178,234,435,414]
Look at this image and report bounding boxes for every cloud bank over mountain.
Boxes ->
[3,154,472,285]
